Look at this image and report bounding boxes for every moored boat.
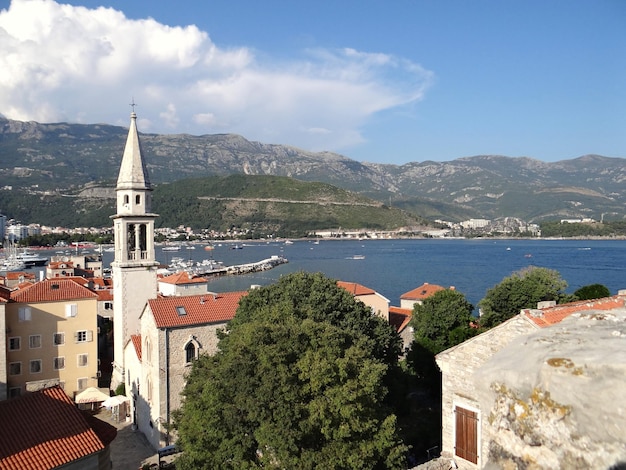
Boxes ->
[15,250,48,267]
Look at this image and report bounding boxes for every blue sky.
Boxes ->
[0,0,624,164]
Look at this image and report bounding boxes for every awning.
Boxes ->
[101,395,130,408]
[75,387,111,404]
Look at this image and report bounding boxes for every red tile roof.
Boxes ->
[6,272,36,281]
[0,385,116,469]
[389,306,412,332]
[96,289,114,301]
[10,278,98,303]
[401,283,446,300]
[524,295,626,328]
[131,334,142,361]
[337,281,376,296]
[148,291,247,328]
[160,271,208,285]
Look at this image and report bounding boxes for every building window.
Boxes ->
[65,303,77,318]
[53,332,65,345]
[29,335,42,349]
[455,405,479,465]
[78,354,88,367]
[146,377,152,404]
[30,359,42,374]
[104,302,113,310]
[54,357,65,370]
[77,378,88,391]
[75,330,93,343]
[18,307,31,322]
[8,387,21,398]
[185,342,196,364]
[8,337,21,351]
[135,194,141,205]
[145,338,151,363]
[124,195,129,205]
[9,362,22,376]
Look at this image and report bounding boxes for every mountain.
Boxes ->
[1,116,625,224]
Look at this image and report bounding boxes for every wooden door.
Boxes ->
[455,405,478,464]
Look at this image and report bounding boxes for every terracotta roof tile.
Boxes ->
[148,291,247,328]
[131,334,142,361]
[160,271,208,285]
[337,281,376,296]
[10,278,98,303]
[6,272,36,281]
[524,295,626,328]
[401,282,445,300]
[0,385,116,469]
[389,306,412,332]
[95,289,114,301]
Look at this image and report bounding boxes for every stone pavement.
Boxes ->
[94,409,161,469]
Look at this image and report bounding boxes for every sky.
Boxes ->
[0,0,624,165]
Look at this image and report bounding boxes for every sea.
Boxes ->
[152,238,626,310]
[31,238,626,312]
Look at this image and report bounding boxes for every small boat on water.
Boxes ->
[346,255,365,260]
[162,245,181,252]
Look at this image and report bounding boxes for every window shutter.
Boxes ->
[87,330,93,342]
[65,304,77,318]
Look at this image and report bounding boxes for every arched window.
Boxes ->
[145,338,151,363]
[184,338,200,365]
[185,342,195,364]
[124,195,129,205]
[135,194,141,205]
[146,377,152,404]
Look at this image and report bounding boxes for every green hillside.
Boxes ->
[0,175,428,237]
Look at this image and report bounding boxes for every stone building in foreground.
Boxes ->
[436,292,626,469]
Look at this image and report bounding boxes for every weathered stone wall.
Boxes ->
[475,309,626,469]
[436,315,536,469]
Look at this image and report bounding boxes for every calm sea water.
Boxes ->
[140,238,626,310]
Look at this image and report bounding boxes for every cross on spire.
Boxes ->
[129,98,138,113]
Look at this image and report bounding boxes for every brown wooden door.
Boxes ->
[455,406,478,464]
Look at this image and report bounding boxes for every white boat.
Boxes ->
[162,245,181,252]
[15,250,48,267]
[0,257,26,272]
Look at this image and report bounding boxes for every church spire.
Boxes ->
[116,111,151,191]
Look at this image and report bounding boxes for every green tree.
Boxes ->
[574,283,611,300]
[410,289,475,355]
[478,266,571,328]
[173,272,407,469]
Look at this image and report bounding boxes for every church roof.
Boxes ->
[148,291,247,328]
[130,334,142,361]
[116,111,151,190]
[0,385,116,469]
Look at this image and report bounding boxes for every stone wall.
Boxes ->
[436,315,535,469]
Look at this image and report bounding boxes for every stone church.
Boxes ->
[111,110,245,450]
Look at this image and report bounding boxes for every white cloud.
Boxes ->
[0,0,433,153]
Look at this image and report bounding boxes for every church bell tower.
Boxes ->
[110,109,159,389]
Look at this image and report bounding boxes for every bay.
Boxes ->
[149,238,626,311]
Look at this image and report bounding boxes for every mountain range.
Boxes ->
[1,116,625,224]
